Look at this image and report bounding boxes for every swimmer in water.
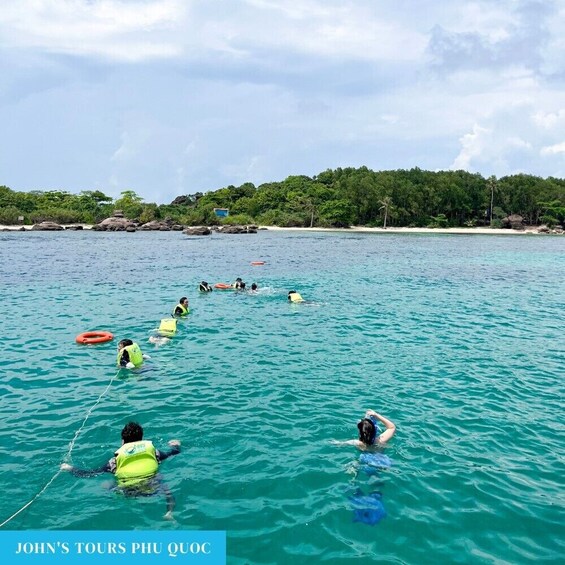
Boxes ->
[148,318,177,347]
[61,421,181,519]
[233,278,246,290]
[172,297,190,317]
[117,339,150,369]
[333,410,396,450]
[288,290,305,303]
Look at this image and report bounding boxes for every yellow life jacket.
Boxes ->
[174,303,189,316]
[115,440,158,485]
[158,318,177,337]
[289,292,304,303]
[117,343,144,367]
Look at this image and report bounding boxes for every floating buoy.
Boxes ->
[76,331,114,345]
[251,261,265,266]
[214,283,233,289]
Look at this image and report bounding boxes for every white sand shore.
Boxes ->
[262,225,546,235]
[0,224,554,235]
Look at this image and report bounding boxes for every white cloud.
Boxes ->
[450,124,491,170]
[540,142,565,156]
[507,136,532,149]
[1,1,564,201]
[0,0,184,61]
[532,109,565,129]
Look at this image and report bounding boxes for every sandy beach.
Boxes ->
[0,223,554,235]
[262,225,549,235]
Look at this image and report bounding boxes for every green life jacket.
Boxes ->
[173,303,189,317]
[117,343,144,367]
[158,318,177,337]
[115,440,158,485]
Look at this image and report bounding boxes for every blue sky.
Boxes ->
[0,0,564,204]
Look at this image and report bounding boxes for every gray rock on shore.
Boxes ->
[183,226,211,236]
[501,214,525,230]
[31,221,64,231]
[93,216,138,231]
[138,220,184,231]
[216,224,258,234]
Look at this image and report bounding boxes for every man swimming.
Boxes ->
[61,422,181,519]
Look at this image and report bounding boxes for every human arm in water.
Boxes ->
[331,410,396,447]
[365,409,396,444]
[156,440,181,462]
[156,440,181,520]
[60,458,116,477]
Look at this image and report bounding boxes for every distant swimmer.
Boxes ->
[333,410,396,450]
[233,278,246,290]
[250,283,258,292]
[288,290,305,303]
[117,339,150,369]
[149,318,177,347]
[199,281,213,292]
[172,297,190,317]
[61,421,181,519]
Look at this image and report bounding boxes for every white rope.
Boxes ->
[0,370,120,528]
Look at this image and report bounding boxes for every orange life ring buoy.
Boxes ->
[76,331,114,345]
[214,283,233,290]
[251,261,265,266]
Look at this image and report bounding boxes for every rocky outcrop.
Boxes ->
[139,219,184,231]
[31,221,64,231]
[216,225,258,234]
[536,224,564,234]
[94,216,138,231]
[170,195,191,206]
[183,226,211,236]
[501,214,525,230]
[65,225,84,230]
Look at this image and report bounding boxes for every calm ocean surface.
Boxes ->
[0,230,563,564]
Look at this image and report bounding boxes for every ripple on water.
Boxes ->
[0,231,563,563]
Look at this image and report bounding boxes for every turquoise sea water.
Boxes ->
[0,230,563,564]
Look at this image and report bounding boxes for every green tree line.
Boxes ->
[1,167,564,228]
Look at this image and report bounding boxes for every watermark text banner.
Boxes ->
[0,531,226,564]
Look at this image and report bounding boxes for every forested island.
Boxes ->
[1,167,564,229]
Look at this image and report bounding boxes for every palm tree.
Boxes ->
[379,197,392,228]
[487,176,497,226]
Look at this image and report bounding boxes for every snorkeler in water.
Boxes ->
[148,318,177,347]
[60,422,181,519]
[333,410,396,449]
[288,290,304,303]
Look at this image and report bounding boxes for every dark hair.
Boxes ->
[236,278,242,282]
[251,283,258,290]
[118,338,133,348]
[357,418,376,445]
[180,296,188,304]
[199,281,211,291]
[239,282,246,290]
[121,421,143,443]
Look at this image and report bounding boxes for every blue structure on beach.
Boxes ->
[214,208,229,218]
